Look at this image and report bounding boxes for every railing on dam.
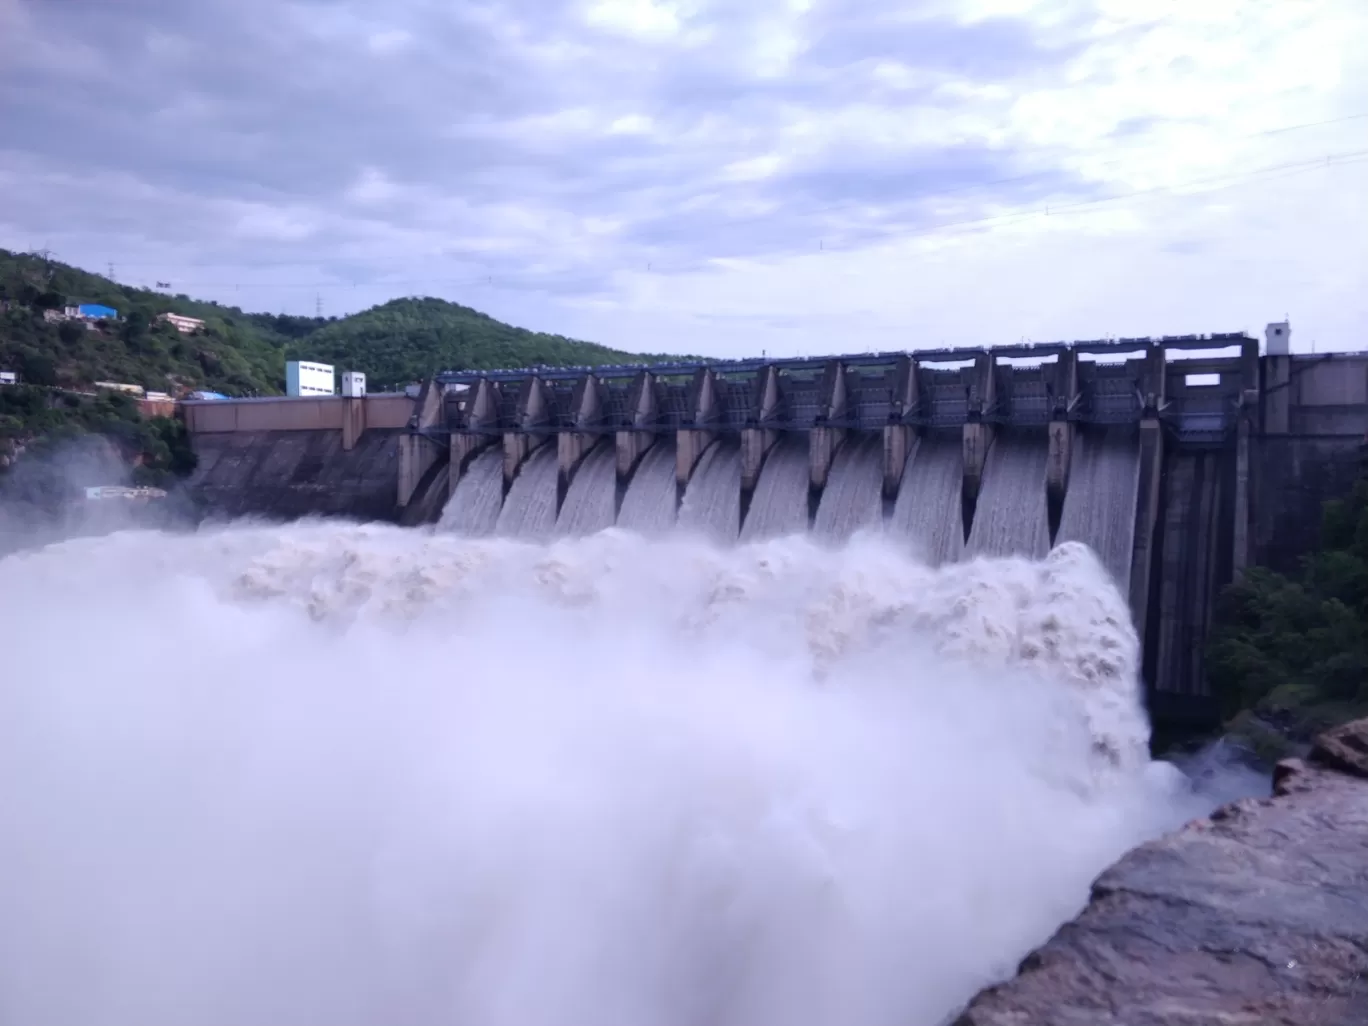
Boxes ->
[430,333,1259,443]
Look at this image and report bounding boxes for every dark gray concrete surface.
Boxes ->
[185,429,403,523]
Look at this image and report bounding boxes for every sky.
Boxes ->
[1,0,1365,358]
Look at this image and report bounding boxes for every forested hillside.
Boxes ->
[299,297,676,388]
[0,249,669,397]
[0,249,674,495]
[1208,469,1368,758]
[0,249,289,396]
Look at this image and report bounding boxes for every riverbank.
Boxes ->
[955,718,1368,1025]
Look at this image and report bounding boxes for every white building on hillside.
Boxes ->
[160,312,205,334]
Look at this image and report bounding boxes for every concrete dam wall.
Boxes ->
[186,429,405,523]
[179,335,1368,717]
[442,425,1140,565]
[182,393,411,523]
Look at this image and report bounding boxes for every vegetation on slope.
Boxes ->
[1207,470,1368,759]
[1,249,670,400]
[0,250,294,397]
[0,384,196,533]
[298,297,677,390]
[0,384,191,476]
[0,248,673,487]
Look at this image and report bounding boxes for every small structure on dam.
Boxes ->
[179,331,1368,724]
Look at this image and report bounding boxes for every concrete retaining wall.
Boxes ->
[1254,353,1368,573]
[181,394,412,434]
[185,429,403,523]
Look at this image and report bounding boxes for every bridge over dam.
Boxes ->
[181,330,1368,724]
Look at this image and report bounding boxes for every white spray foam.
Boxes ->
[0,524,1235,1026]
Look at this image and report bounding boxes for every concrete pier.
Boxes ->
[558,374,603,501]
[1129,416,1164,658]
[448,378,500,497]
[1045,350,1078,522]
[809,360,848,490]
[740,365,781,493]
[616,370,658,481]
[398,379,445,510]
[503,376,553,485]
[960,352,996,512]
[676,367,719,487]
[882,356,919,499]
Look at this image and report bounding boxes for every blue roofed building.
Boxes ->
[77,303,118,320]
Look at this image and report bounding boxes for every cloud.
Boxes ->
[0,0,1364,355]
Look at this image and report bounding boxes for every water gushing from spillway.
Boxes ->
[1056,428,1141,591]
[439,447,504,536]
[556,442,617,537]
[677,439,741,543]
[887,432,966,566]
[966,432,1051,560]
[739,435,810,542]
[813,434,884,542]
[0,523,1237,1026]
[495,444,558,539]
[617,442,677,535]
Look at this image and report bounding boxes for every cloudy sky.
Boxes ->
[2,0,1365,357]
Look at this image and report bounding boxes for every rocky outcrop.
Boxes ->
[954,719,1368,1026]
[1311,718,1368,779]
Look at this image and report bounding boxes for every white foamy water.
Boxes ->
[617,442,677,534]
[556,442,617,537]
[966,433,1051,560]
[439,447,505,535]
[0,523,1228,1026]
[739,436,810,542]
[888,433,966,566]
[496,444,558,538]
[678,440,741,543]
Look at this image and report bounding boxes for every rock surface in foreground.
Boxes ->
[955,719,1368,1026]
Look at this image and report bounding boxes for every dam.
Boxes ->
[180,329,1368,722]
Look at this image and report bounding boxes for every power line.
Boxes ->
[1250,111,1368,136]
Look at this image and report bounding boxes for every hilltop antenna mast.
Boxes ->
[316,293,323,317]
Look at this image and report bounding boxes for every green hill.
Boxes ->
[298,297,678,391]
[0,248,670,397]
[1,250,288,396]
[0,249,678,494]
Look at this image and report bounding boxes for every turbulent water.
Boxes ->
[812,434,884,542]
[739,436,810,542]
[0,520,1235,1026]
[556,442,617,537]
[677,440,741,543]
[495,444,558,538]
[439,447,505,536]
[617,442,677,535]
[966,433,1051,560]
[1056,428,1142,590]
[887,433,966,566]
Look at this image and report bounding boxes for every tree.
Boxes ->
[17,350,58,387]
[1207,473,1368,755]
[121,309,150,344]
[57,320,86,345]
